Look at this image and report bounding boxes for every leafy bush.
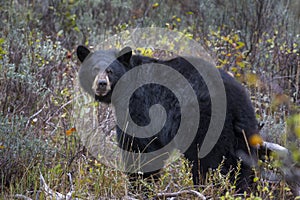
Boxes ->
[0,115,51,192]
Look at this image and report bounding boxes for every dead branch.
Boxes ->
[25,105,46,129]
[261,141,300,196]
[39,172,81,200]
[45,96,79,125]
[14,194,32,200]
[156,189,206,199]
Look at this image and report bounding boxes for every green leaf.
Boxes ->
[236,41,245,49]
[0,38,5,44]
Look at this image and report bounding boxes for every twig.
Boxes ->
[262,141,289,155]
[156,189,206,199]
[66,173,74,199]
[25,105,45,129]
[45,95,81,124]
[242,130,252,156]
[14,194,32,200]
[39,173,65,199]
[67,148,85,167]
[39,172,81,200]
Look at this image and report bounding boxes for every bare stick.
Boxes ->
[14,194,33,200]
[25,105,45,129]
[157,189,206,199]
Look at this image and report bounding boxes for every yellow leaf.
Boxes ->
[94,160,101,167]
[295,126,300,138]
[185,33,193,39]
[136,47,153,57]
[245,73,258,86]
[233,34,239,41]
[152,2,159,9]
[222,36,229,42]
[218,59,228,66]
[0,145,5,149]
[288,114,300,138]
[144,49,153,57]
[237,61,245,68]
[231,67,237,73]
[293,43,298,48]
[236,41,245,49]
[249,134,263,147]
[253,177,259,183]
[66,127,76,136]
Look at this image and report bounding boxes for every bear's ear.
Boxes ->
[77,45,91,63]
[117,46,132,66]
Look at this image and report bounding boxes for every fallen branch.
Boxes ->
[40,173,66,199]
[156,189,206,199]
[262,141,289,155]
[260,141,300,196]
[25,105,45,129]
[39,172,81,200]
[66,172,75,199]
[14,194,32,200]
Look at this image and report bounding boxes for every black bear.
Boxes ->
[77,45,259,190]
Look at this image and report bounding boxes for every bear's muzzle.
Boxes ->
[92,74,111,96]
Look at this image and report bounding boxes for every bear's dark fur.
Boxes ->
[77,45,259,190]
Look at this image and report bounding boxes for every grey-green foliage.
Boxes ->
[0,28,67,114]
[0,115,52,186]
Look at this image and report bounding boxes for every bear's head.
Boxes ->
[77,46,133,103]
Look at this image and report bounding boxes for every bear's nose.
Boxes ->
[98,80,107,88]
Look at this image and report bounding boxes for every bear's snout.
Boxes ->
[98,80,107,88]
[92,74,111,96]
[95,79,108,94]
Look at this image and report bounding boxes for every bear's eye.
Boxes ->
[106,68,113,75]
